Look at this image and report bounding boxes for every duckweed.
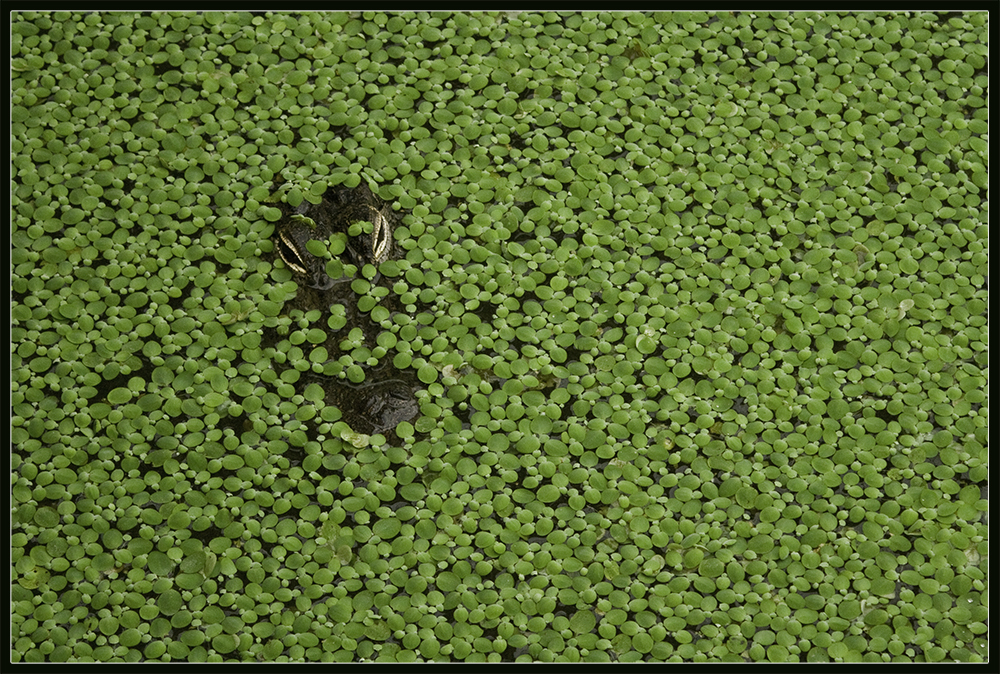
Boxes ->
[11,10,988,664]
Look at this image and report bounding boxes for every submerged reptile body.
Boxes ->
[273,186,418,436]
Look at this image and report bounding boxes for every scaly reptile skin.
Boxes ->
[274,185,418,437]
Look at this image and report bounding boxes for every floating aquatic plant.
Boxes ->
[10,9,989,664]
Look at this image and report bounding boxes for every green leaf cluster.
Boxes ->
[11,10,988,664]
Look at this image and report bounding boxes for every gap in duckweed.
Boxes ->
[10,10,988,664]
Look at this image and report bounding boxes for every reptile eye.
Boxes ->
[370,208,391,263]
[277,232,308,274]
